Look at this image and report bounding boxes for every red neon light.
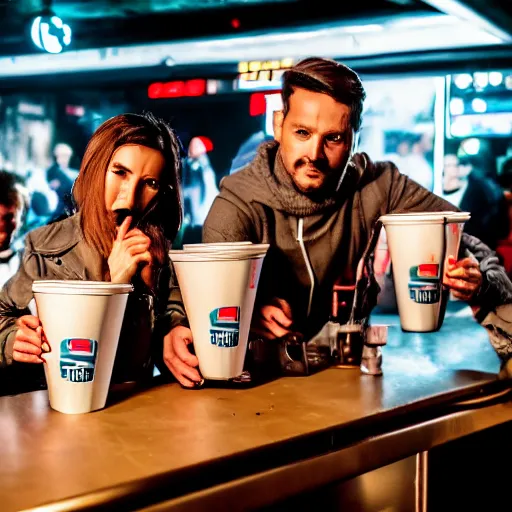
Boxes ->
[249,92,266,116]
[148,82,163,99]
[185,79,206,97]
[148,79,207,99]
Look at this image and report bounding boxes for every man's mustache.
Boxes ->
[295,159,329,173]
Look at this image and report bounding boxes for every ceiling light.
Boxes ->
[31,7,71,54]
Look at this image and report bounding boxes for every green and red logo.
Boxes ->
[408,263,441,304]
[209,307,240,348]
[60,338,97,383]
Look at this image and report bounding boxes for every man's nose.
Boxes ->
[306,136,325,162]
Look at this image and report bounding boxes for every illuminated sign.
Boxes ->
[65,105,85,117]
[31,14,72,54]
[148,79,206,99]
[18,102,45,116]
[237,58,294,88]
[238,58,294,74]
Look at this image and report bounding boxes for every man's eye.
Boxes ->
[326,134,343,143]
[296,129,309,137]
[146,179,160,191]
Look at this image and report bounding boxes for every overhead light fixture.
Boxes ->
[450,98,465,116]
[30,1,71,54]
[419,0,512,43]
[0,13,503,78]
[471,98,487,113]
[489,71,503,86]
[453,73,473,90]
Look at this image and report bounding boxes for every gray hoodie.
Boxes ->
[203,141,512,345]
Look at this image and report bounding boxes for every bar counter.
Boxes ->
[1,305,511,511]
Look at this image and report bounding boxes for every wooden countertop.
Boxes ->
[0,305,510,511]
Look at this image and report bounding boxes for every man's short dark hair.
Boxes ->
[0,170,22,209]
[281,57,366,132]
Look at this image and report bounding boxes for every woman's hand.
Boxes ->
[108,216,154,288]
[12,315,50,364]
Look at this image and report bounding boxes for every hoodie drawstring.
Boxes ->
[297,217,315,317]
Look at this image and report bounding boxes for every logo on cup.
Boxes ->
[209,306,240,348]
[60,338,98,383]
[408,263,440,304]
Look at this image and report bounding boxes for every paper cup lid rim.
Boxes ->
[384,211,469,215]
[380,211,470,218]
[32,280,134,295]
[183,242,254,248]
[379,212,470,224]
[169,250,267,261]
[182,243,269,251]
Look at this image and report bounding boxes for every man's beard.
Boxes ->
[292,164,339,200]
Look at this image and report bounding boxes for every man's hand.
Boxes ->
[251,298,293,340]
[13,315,50,364]
[163,326,202,388]
[443,256,482,301]
[108,216,153,288]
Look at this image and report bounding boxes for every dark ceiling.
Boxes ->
[0,0,436,56]
[0,0,510,60]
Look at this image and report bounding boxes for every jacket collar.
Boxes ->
[30,212,83,256]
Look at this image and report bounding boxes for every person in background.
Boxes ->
[230,130,274,175]
[164,57,512,386]
[46,142,80,219]
[495,156,512,276]
[403,132,434,191]
[182,136,219,227]
[178,136,220,246]
[0,171,28,288]
[443,147,509,251]
[0,113,189,395]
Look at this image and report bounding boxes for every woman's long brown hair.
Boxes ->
[72,113,183,273]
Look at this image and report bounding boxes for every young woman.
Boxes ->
[0,112,196,394]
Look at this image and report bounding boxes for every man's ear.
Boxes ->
[273,110,284,142]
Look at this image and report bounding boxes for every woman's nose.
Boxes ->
[116,181,140,211]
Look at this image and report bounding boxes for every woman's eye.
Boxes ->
[112,169,126,177]
[146,179,160,191]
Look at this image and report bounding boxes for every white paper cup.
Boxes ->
[169,249,268,380]
[32,280,133,414]
[183,242,253,250]
[379,212,469,332]
[385,211,470,270]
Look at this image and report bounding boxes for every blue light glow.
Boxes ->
[31,15,72,54]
